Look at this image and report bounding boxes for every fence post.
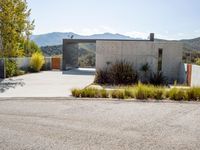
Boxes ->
[187,64,192,86]
[0,58,6,79]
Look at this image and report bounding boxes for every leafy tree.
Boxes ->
[0,0,34,57]
[23,40,41,56]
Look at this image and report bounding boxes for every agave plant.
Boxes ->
[150,71,167,85]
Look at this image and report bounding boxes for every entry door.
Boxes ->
[52,57,61,70]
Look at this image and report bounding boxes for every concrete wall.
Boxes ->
[12,57,52,71]
[96,41,183,83]
[191,64,200,87]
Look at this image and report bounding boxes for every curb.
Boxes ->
[0,97,199,104]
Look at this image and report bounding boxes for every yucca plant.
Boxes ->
[150,71,167,85]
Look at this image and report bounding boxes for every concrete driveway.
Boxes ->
[0,68,95,97]
[0,99,200,150]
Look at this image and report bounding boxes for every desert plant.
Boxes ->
[187,87,200,101]
[99,89,109,98]
[5,59,18,77]
[135,83,152,99]
[153,88,165,100]
[134,83,165,100]
[150,72,167,85]
[140,63,150,83]
[94,69,110,84]
[111,90,125,99]
[109,60,138,85]
[71,89,82,97]
[30,52,45,72]
[167,88,187,101]
[71,88,109,98]
[124,88,136,98]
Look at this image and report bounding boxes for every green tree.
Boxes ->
[23,40,41,56]
[0,0,34,57]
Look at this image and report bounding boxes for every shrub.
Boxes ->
[94,69,110,84]
[95,61,138,85]
[134,83,165,100]
[124,88,135,98]
[71,89,82,97]
[167,88,187,101]
[111,90,125,99]
[150,72,167,85]
[135,83,152,99]
[30,52,45,72]
[99,89,109,98]
[187,88,200,101]
[153,89,165,100]
[110,61,138,85]
[71,88,109,98]
[5,59,18,77]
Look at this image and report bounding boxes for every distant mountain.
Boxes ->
[181,37,200,51]
[32,32,200,56]
[31,32,133,46]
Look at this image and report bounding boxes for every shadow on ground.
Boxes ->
[62,68,95,76]
[0,78,25,93]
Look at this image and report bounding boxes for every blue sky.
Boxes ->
[27,0,200,40]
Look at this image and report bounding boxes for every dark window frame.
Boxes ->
[158,48,163,72]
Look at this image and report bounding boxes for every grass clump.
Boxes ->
[72,85,200,102]
[71,88,109,98]
[30,52,45,72]
[134,83,165,100]
[111,90,125,99]
[124,88,135,98]
[167,88,188,101]
[187,87,200,101]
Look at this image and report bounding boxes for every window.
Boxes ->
[158,49,163,72]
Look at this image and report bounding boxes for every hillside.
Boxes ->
[181,37,200,51]
[31,32,133,47]
[35,32,200,56]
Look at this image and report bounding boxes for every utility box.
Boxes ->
[0,59,5,79]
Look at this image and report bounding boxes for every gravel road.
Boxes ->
[0,98,200,150]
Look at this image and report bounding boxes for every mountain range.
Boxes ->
[30,32,200,56]
[31,32,137,46]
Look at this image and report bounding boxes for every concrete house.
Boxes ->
[63,34,184,83]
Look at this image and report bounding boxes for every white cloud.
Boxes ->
[65,26,117,36]
[125,31,149,39]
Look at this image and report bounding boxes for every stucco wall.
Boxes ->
[96,41,183,83]
[191,64,200,87]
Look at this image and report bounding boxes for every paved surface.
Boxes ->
[0,68,95,97]
[0,98,200,150]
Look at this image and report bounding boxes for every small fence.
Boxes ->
[0,57,62,78]
[187,64,200,87]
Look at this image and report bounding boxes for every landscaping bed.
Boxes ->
[72,83,200,101]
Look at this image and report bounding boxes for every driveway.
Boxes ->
[0,68,95,97]
[0,99,200,150]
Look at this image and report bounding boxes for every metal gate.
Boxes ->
[0,59,5,79]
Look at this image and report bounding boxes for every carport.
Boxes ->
[62,39,96,70]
